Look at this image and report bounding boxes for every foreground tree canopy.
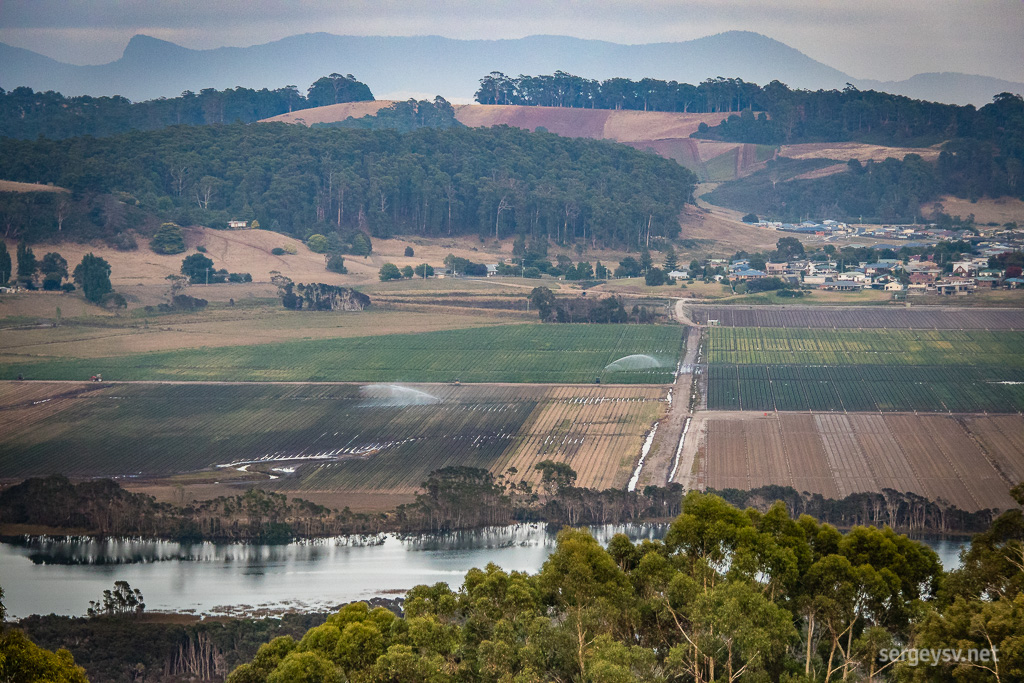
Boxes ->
[224,487,1024,683]
[0,123,696,248]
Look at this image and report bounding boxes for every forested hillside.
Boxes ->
[0,73,373,139]
[477,73,1024,209]
[0,123,696,247]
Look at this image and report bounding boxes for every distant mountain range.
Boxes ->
[1,31,1021,107]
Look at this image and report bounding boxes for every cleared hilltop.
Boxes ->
[264,103,944,183]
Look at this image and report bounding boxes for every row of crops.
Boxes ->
[1,324,684,385]
[0,383,537,480]
[707,364,1024,413]
[706,327,1024,368]
[0,383,665,493]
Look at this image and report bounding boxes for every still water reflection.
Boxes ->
[0,525,965,620]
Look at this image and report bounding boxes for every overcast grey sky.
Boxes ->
[1,0,1022,82]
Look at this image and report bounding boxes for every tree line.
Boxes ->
[2,469,1003,548]
[0,122,696,249]
[0,73,373,139]
[313,97,461,134]
[222,484,1024,683]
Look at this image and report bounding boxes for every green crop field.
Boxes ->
[707,364,1024,412]
[706,327,1024,368]
[705,327,1024,412]
[1,324,684,385]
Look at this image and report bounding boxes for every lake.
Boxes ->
[0,525,966,620]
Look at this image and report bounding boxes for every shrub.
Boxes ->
[350,233,372,256]
[401,265,414,279]
[327,255,348,274]
[378,263,402,281]
[150,223,186,254]
[645,267,668,286]
[171,294,208,310]
[742,212,759,223]
[101,292,127,309]
[73,253,113,303]
[404,246,414,257]
[745,276,789,293]
[181,253,215,283]
[42,272,63,290]
[307,234,329,253]
[196,245,207,253]
[108,232,138,251]
[523,267,542,278]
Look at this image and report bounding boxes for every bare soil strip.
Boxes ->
[688,305,1024,330]
[687,410,1023,511]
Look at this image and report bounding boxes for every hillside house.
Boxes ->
[667,270,690,281]
[731,268,767,282]
[227,220,248,229]
[819,279,864,292]
[765,262,789,274]
[935,278,976,295]
[909,272,936,286]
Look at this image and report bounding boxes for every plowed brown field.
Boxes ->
[689,411,1023,511]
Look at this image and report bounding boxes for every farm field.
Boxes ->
[0,323,684,384]
[706,327,1024,367]
[0,304,522,364]
[689,411,1023,511]
[0,381,665,496]
[704,327,1024,412]
[706,364,1024,413]
[691,306,1024,329]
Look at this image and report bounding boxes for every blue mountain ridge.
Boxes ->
[1,31,1020,107]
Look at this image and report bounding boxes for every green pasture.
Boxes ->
[2,324,684,384]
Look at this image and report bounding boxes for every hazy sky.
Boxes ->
[2,0,1022,82]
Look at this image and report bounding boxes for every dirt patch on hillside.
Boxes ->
[678,204,780,252]
[780,142,942,163]
[454,104,611,139]
[263,101,396,124]
[264,103,731,145]
[927,195,1024,225]
[0,180,69,193]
